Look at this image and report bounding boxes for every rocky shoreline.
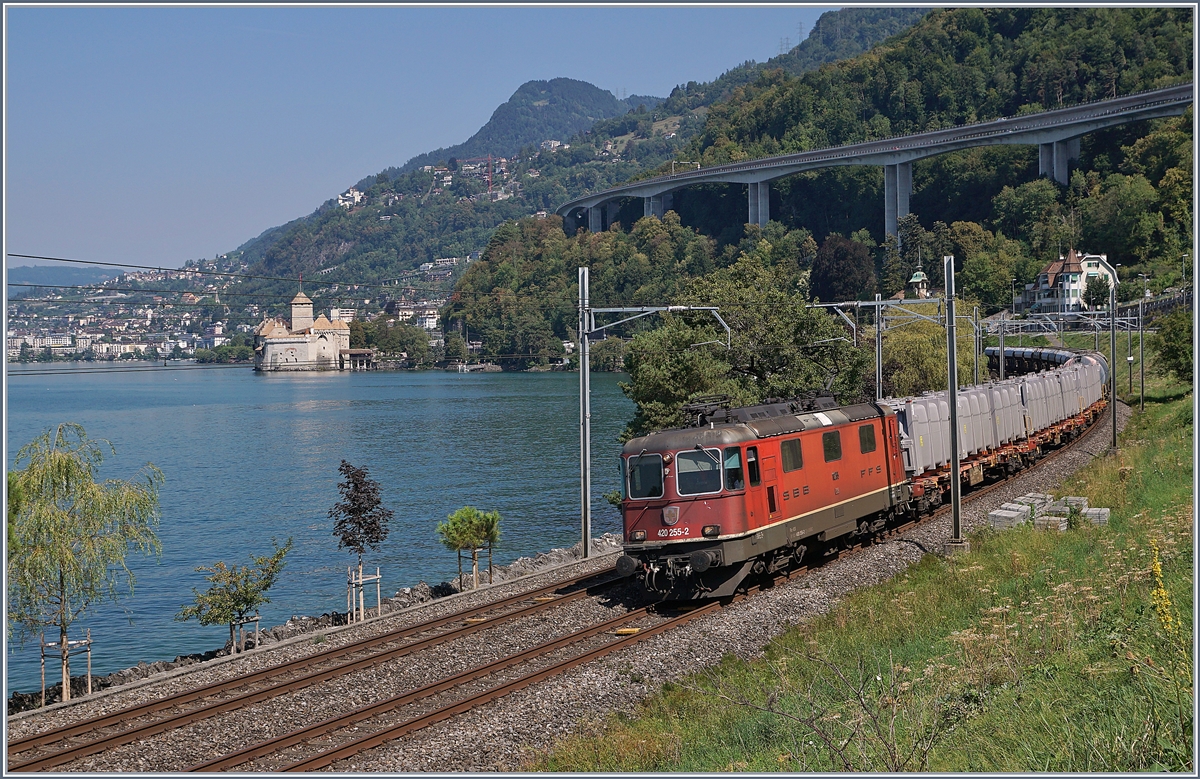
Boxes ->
[6,534,622,716]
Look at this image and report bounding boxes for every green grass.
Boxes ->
[532,369,1193,772]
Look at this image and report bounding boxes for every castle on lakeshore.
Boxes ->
[253,289,367,371]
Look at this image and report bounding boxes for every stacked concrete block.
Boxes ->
[1034,515,1069,532]
[1082,507,1110,526]
[1000,502,1032,520]
[1065,496,1089,511]
[989,509,1027,530]
[1012,493,1051,518]
[1042,499,1070,516]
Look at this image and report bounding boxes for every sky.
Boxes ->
[4,4,836,270]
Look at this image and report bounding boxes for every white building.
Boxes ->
[1030,249,1118,313]
[337,187,366,209]
[416,308,439,330]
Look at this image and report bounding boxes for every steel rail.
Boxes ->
[275,602,723,772]
[6,567,620,771]
[188,605,670,771]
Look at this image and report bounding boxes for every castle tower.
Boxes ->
[290,290,314,332]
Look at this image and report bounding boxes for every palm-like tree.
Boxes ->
[436,507,502,589]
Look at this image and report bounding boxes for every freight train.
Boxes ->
[614,348,1109,598]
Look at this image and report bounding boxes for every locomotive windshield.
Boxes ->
[626,453,664,499]
[676,448,723,496]
[723,447,744,490]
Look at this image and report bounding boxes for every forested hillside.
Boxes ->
[658,7,929,114]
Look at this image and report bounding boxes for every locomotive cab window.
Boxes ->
[858,424,877,454]
[723,447,744,491]
[676,448,723,496]
[781,439,803,472]
[746,447,761,487]
[822,431,842,462]
[626,453,663,499]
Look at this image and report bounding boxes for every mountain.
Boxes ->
[226,8,934,304]
[391,78,663,177]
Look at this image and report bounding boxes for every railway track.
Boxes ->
[7,403,1112,772]
[6,567,625,772]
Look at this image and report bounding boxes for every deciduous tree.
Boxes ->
[329,460,393,570]
[810,234,875,303]
[1150,309,1192,384]
[176,539,293,653]
[1083,274,1111,311]
[7,424,162,701]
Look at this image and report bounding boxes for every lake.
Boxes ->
[5,363,633,693]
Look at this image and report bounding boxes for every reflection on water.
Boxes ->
[5,364,632,691]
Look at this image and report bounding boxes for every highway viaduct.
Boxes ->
[556,83,1193,240]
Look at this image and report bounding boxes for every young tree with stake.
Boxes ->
[175,539,293,653]
[7,423,162,703]
[329,460,393,620]
[329,460,394,569]
[436,507,501,590]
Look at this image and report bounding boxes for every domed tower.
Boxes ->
[908,259,930,299]
[290,289,314,332]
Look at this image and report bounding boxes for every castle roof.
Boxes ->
[254,317,292,338]
[290,291,313,305]
[311,314,350,331]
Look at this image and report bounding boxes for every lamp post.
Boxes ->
[1183,253,1189,285]
[1138,273,1148,412]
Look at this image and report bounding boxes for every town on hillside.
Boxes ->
[6,251,485,367]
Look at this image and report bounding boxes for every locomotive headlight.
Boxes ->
[662,506,680,526]
[630,530,646,541]
[702,524,720,537]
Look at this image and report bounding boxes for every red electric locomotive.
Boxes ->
[615,396,910,598]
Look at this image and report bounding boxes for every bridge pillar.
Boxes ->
[1052,140,1069,185]
[588,206,602,233]
[747,182,768,227]
[1039,143,1054,178]
[644,197,653,218]
[884,164,898,238]
[896,161,912,223]
[1039,141,1074,185]
[662,191,674,214]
